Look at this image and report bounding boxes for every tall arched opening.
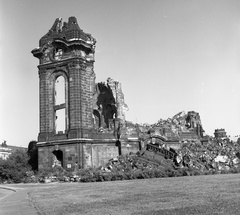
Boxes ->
[54,76,66,134]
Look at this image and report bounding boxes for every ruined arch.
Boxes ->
[52,150,63,167]
[94,82,117,128]
[93,109,101,128]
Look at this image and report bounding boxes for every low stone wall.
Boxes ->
[38,138,140,170]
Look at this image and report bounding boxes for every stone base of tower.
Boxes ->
[37,128,94,142]
[37,138,140,170]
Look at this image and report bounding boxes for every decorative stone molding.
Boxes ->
[67,62,86,70]
[55,66,68,75]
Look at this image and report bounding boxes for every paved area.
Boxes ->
[0,189,13,200]
[0,186,39,215]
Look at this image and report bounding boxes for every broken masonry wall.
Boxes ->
[92,81,116,129]
[38,141,120,170]
[175,137,240,171]
[83,143,119,168]
[142,111,205,141]
[146,110,240,171]
[38,144,79,171]
[120,141,140,155]
[92,77,129,130]
[108,78,128,124]
[136,110,240,172]
[214,128,227,138]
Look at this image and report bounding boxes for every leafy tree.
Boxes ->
[27,140,38,171]
[0,149,31,183]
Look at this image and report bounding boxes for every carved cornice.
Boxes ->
[55,66,68,74]
[38,67,68,77]
[67,62,86,70]
[38,69,48,77]
[38,60,67,70]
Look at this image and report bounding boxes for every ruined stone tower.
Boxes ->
[32,17,140,170]
[32,17,96,141]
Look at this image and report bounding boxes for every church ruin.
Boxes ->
[32,17,208,170]
[32,17,140,170]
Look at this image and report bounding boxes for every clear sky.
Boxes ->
[1,0,240,147]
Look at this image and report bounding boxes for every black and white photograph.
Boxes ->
[1,1,240,214]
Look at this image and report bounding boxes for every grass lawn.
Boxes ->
[29,173,240,215]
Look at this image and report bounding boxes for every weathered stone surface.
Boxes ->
[214,128,227,138]
[33,17,240,173]
[131,110,240,172]
[175,136,240,171]
[32,17,139,170]
[92,77,128,130]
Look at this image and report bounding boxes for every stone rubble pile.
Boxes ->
[134,110,240,172]
[137,111,204,141]
[175,137,240,171]
[100,137,240,175]
[101,153,172,174]
[150,111,190,137]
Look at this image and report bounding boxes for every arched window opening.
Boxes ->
[55,76,65,105]
[52,150,63,167]
[54,76,66,134]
